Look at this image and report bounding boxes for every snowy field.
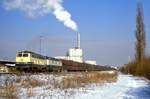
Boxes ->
[0,72,150,99]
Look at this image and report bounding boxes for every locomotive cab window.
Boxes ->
[17,53,22,57]
[23,54,28,57]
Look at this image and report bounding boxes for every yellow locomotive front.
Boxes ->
[16,51,32,64]
[16,51,47,71]
[16,51,47,65]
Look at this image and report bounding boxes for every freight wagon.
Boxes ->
[61,59,116,72]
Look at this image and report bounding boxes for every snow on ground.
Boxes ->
[40,74,149,99]
[0,73,150,99]
[29,74,150,99]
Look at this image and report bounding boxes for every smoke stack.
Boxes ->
[77,32,80,49]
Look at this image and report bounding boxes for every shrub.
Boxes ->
[120,57,150,80]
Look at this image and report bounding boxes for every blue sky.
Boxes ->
[0,0,150,66]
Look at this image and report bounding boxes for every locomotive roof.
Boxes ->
[17,50,60,61]
[18,50,43,56]
[18,50,36,54]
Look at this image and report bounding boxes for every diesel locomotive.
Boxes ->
[16,51,62,72]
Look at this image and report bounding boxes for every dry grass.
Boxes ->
[0,71,118,99]
[44,71,118,90]
[21,75,44,88]
[0,78,19,99]
[26,87,36,98]
[61,71,118,89]
[0,75,44,98]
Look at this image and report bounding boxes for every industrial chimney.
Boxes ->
[77,32,80,49]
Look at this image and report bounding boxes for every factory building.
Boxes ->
[55,48,83,63]
[55,32,96,65]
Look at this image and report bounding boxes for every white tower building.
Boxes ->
[55,32,83,62]
[67,32,83,62]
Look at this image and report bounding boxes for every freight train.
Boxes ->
[16,51,116,72]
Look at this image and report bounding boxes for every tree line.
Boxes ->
[120,2,150,80]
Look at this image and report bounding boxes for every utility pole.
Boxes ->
[39,36,43,54]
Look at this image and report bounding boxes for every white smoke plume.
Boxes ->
[3,0,78,31]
